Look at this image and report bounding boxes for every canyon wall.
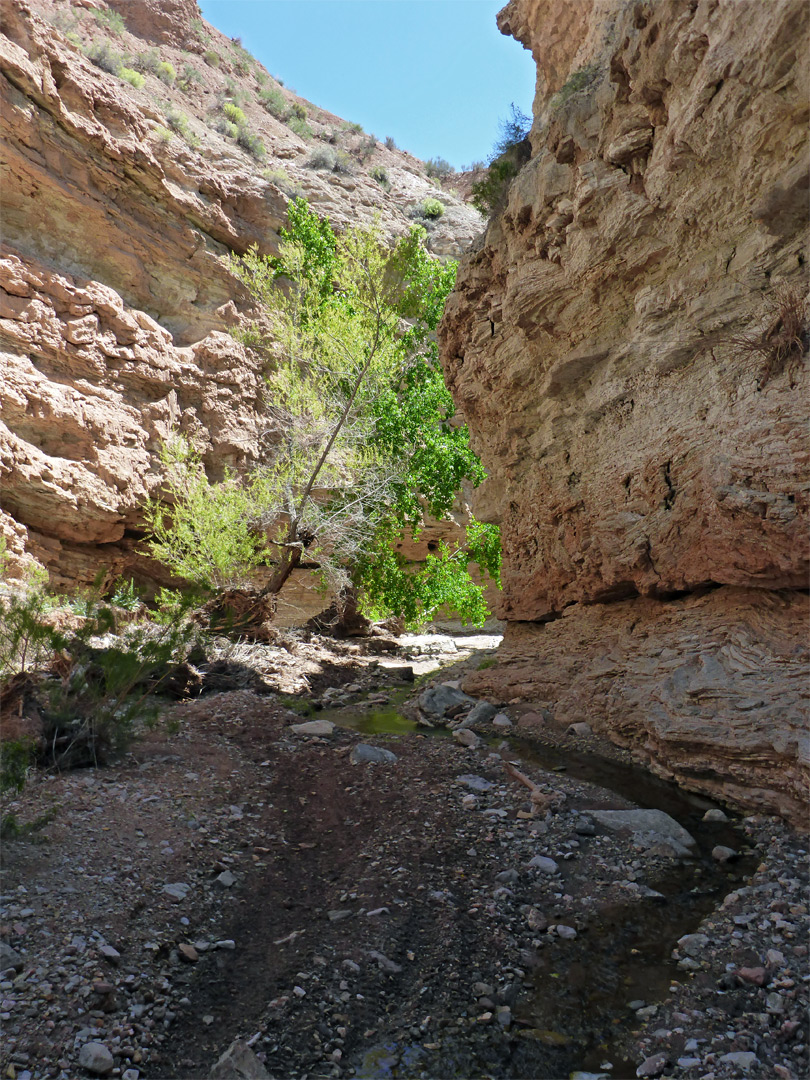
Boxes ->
[0,0,481,616]
[441,0,809,819]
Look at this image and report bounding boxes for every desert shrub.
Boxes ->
[178,62,203,91]
[152,124,174,144]
[346,121,364,134]
[471,103,532,216]
[232,39,254,74]
[166,109,200,148]
[119,66,145,89]
[216,118,239,139]
[550,65,600,108]
[256,71,267,86]
[204,49,220,67]
[291,101,307,120]
[308,145,337,170]
[157,60,176,85]
[263,168,304,199]
[222,102,247,125]
[288,116,313,140]
[333,149,354,174]
[190,17,209,42]
[94,7,126,35]
[370,164,390,188]
[727,285,808,385]
[425,156,453,178]
[85,41,122,76]
[384,135,397,150]
[135,48,161,75]
[259,86,289,119]
[237,127,266,160]
[414,197,445,220]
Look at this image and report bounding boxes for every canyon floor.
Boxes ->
[0,632,807,1080]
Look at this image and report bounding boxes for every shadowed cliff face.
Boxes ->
[440,0,809,820]
[0,0,482,607]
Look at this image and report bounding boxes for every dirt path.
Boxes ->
[1,633,807,1080]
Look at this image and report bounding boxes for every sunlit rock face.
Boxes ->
[0,0,482,597]
[440,0,809,820]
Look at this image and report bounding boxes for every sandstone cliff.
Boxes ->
[0,0,481,615]
[441,0,809,819]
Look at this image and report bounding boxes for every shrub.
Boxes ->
[550,65,600,108]
[157,60,176,85]
[263,168,304,199]
[85,41,122,76]
[370,164,390,189]
[288,116,313,140]
[291,101,307,120]
[414,197,445,220]
[109,578,143,611]
[136,48,161,75]
[308,145,337,170]
[190,17,209,42]
[259,86,289,119]
[204,49,220,67]
[237,127,266,160]
[178,62,202,91]
[384,135,397,150]
[119,66,145,89]
[334,149,354,174]
[94,8,126,35]
[166,109,200,148]
[471,104,533,216]
[425,156,453,178]
[216,118,239,139]
[222,102,247,126]
[152,124,174,144]
[256,71,267,86]
[727,285,809,385]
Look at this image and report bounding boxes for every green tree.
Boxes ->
[146,200,499,627]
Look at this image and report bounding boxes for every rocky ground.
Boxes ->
[0,631,807,1080]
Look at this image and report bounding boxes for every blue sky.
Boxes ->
[197,0,536,169]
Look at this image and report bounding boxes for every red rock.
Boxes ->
[736,966,768,986]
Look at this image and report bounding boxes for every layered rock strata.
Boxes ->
[0,0,481,606]
[441,0,809,818]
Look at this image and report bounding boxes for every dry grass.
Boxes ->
[729,285,808,385]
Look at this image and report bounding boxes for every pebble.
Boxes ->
[703,808,729,822]
[453,728,480,748]
[635,1052,668,1077]
[492,713,513,728]
[215,870,236,889]
[555,924,577,940]
[711,845,737,862]
[162,883,190,901]
[78,1042,114,1075]
[350,744,397,765]
[719,1051,758,1070]
[527,855,559,874]
[290,720,335,737]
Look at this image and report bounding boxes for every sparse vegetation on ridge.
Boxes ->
[471,103,532,216]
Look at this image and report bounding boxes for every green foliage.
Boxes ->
[550,65,600,108]
[157,60,176,85]
[85,41,122,76]
[346,121,364,134]
[94,8,126,35]
[471,103,532,216]
[119,66,145,89]
[237,127,266,160]
[166,109,200,148]
[414,197,445,221]
[204,49,220,67]
[216,118,239,139]
[308,145,337,170]
[259,85,288,119]
[384,136,397,150]
[291,102,308,120]
[222,102,247,126]
[1,739,34,795]
[425,156,453,178]
[109,578,143,611]
[370,164,390,189]
[288,116,313,140]
[178,62,203,91]
[135,48,161,75]
[263,167,304,199]
[152,124,174,145]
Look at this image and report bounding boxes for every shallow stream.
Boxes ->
[320,684,757,1079]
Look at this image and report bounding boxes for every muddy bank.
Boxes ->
[0,634,807,1080]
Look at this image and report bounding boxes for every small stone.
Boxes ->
[574,818,596,836]
[736,966,768,986]
[78,1042,114,1076]
[121,1071,140,1080]
[350,744,397,765]
[290,720,335,737]
[495,869,519,884]
[454,728,480,748]
[702,808,729,822]
[210,1039,270,1079]
[767,948,785,967]
[677,1059,701,1069]
[566,722,592,737]
[461,794,478,810]
[556,924,577,940]
[0,944,23,973]
[215,939,236,950]
[719,1051,757,1070]
[496,1005,512,1028]
[328,910,353,922]
[628,1000,646,1011]
[711,845,737,862]
[293,985,306,997]
[178,944,198,963]
[526,908,548,932]
[215,870,236,889]
[527,855,559,874]
[635,1052,668,1078]
[162,883,190,902]
[676,933,709,957]
[457,774,493,792]
[492,714,513,728]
